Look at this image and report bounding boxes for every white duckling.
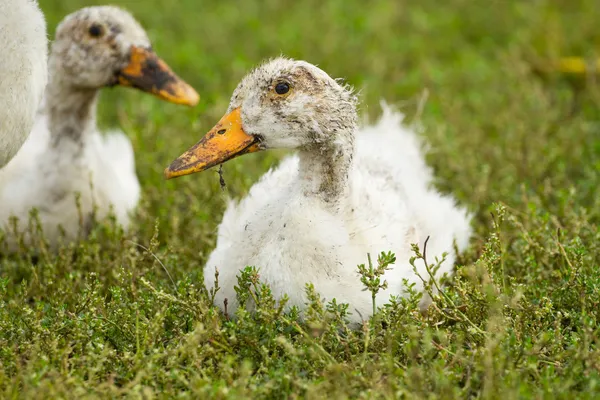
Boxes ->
[0,0,47,168]
[165,58,471,324]
[0,6,198,251]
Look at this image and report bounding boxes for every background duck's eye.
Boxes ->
[275,82,290,95]
[88,24,104,38]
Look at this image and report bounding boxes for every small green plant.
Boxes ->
[357,251,396,317]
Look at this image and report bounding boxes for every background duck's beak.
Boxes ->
[164,108,261,179]
[117,46,199,106]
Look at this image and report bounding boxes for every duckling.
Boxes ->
[0,6,198,251]
[0,0,47,168]
[165,58,471,324]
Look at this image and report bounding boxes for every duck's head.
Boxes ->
[50,6,199,106]
[165,57,357,179]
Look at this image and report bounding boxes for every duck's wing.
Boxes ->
[355,102,434,189]
[351,103,472,263]
[98,129,137,175]
[89,129,141,219]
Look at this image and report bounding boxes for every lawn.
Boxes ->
[1,0,600,397]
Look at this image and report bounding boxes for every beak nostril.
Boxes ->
[217,129,227,135]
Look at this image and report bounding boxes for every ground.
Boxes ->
[1,0,600,398]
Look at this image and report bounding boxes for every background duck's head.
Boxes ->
[50,6,198,106]
[165,58,358,178]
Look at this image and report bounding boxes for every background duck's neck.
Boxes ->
[297,133,354,207]
[45,74,99,149]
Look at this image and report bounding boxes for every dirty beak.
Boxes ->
[117,46,199,106]
[164,108,261,179]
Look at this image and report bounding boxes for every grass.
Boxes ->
[1,0,600,397]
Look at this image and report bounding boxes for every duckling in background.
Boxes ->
[165,58,471,324]
[0,0,47,168]
[0,6,199,251]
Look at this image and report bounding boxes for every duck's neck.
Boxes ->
[44,73,99,149]
[297,132,354,208]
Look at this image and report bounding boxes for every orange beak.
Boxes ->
[164,108,262,179]
[117,46,199,106]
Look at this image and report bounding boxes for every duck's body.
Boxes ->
[0,0,47,168]
[205,107,471,320]
[166,58,471,324]
[0,6,198,250]
[0,112,140,245]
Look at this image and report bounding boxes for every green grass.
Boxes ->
[1,0,600,397]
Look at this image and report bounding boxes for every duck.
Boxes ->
[0,6,199,251]
[0,0,48,168]
[165,58,472,324]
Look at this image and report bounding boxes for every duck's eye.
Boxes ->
[275,82,290,95]
[88,24,105,38]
